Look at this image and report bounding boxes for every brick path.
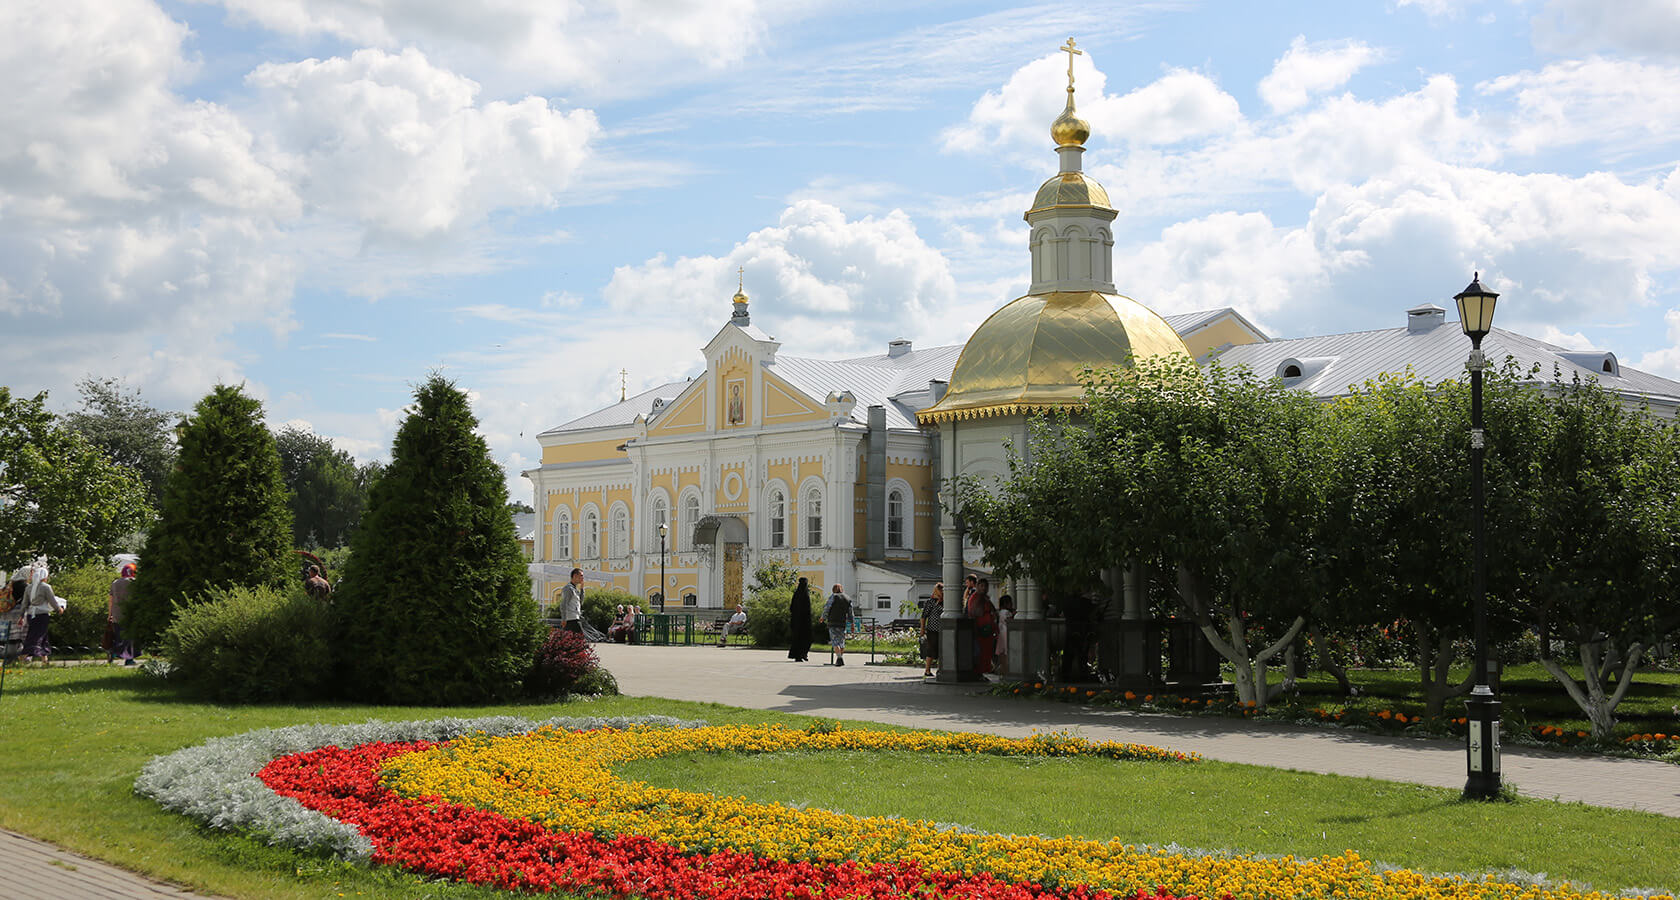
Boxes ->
[1,828,217,899]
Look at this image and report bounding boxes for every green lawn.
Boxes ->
[4,664,1679,898]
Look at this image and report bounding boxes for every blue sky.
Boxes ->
[4,0,1678,499]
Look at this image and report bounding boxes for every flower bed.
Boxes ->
[141,718,1678,900]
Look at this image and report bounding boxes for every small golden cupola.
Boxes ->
[730,266,751,326]
[917,39,1190,426]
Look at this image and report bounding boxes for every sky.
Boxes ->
[4,0,1679,501]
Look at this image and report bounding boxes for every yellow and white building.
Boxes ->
[522,45,1270,616]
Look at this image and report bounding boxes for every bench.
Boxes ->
[713,616,750,646]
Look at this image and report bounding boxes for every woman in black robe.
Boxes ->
[787,577,813,662]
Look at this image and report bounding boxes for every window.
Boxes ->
[582,509,600,559]
[681,494,700,551]
[650,496,669,548]
[768,489,786,548]
[610,506,629,558]
[886,488,906,550]
[551,509,571,561]
[804,486,823,547]
[682,593,698,607]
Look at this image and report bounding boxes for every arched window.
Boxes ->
[767,488,786,549]
[886,488,906,550]
[551,508,571,561]
[680,493,700,551]
[609,505,629,558]
[582,509,600,559]
[803,485,823,547]
[650,495,669,548]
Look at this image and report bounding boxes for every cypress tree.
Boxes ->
[129,385,294,644]
[335,375,542,704]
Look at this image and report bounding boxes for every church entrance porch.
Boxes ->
[723,543,745,608]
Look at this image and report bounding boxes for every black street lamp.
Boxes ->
[657,522,668,612]
[1455,271,1502,799]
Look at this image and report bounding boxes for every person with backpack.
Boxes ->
[822,583,854,666]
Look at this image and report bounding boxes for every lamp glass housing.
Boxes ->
[1455,276,1499,340]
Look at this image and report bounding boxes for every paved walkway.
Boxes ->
[1,828,218,899]
[595,643,1680,818]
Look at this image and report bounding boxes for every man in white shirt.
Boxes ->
[559,568,585,634]
[717,604,748,647]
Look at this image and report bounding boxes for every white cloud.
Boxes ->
[1121,211,1326,323]
[1479,58,1680,156]
[1532,0,1680,58]
[1259,36,1382,114]
[245,48,599,242]
[942,52,1241,157]
[1635,309,1680,378]
[204,0,777,98]
[604,200,960,357]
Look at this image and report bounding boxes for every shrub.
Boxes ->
[130,385,294,645]
[583,586,645,633]
[334,375,542,705]
[159,584,332,703]
[744,559,801,648]
[570,666,620,697]
[527,628,603,699]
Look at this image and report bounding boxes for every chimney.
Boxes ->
[1407,304,1446,334]
[887,339,912,358]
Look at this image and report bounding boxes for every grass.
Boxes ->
[618,750,1680,894]
[5,664,1680,897]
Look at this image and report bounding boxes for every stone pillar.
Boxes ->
[1008,575,1050,680]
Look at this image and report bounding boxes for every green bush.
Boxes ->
[744,559,800,647]
[571,666,620,696]
[159,584,332,703]
[583,587,645,633]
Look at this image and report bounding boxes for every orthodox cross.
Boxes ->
[1061,37,1081,92]
[619,368,628,401]
[737,266,745,293]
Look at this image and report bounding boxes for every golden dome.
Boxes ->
[917,291,1191,424]
[1052,102,1090,147]
[1029,171,1111,214]
[733,288,749,304]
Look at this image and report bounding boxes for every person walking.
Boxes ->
[822,583,854,666]
[787,577,813,662]
[559,568,586,634]
[21,562,63,664]
[107,563,138,664]
[919,583,943,677]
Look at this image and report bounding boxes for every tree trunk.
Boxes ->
[1537,639,1646,740]
[1309,625,1355,696]
[1416,629,1472,718]
[1174,565,1305,710]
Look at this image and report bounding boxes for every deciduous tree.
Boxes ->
[63,376,177,510]
[0,388,152,570]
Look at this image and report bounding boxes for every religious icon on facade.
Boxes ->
[728,381,744,424]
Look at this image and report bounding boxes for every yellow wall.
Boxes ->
[1182,315,1265,359]
[762,371,827,424]
[649,384,708,436]
[541,437,628,466]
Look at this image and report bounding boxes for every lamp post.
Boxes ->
[1455,271,1502,799]
[657,522,668,612]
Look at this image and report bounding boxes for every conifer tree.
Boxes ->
[129,385,294,643]
[335,375,542,704]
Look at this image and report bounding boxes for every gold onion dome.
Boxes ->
[1051,98,1090,147]
[917,291,1191,423]
[1029,171,1111,214]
